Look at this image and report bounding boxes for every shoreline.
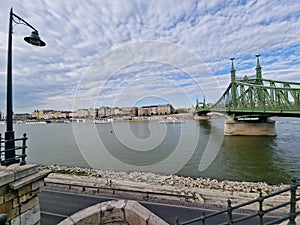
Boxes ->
[41,165,298,214]
[41,164,289,193]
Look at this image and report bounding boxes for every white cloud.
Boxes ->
[0,0,299,113]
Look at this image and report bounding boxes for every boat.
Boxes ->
[93,118,113,124]
[159,116,185,124]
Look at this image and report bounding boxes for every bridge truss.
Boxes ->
[197,56,300,119]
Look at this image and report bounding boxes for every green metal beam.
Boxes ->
[196,56,300,119]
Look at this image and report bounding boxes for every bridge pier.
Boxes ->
[194,115,210,121]
[224,118,277,136]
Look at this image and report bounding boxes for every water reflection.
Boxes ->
[221,136,291,184]
[1,118,298,184]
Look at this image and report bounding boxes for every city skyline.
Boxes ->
[0,1,299,113]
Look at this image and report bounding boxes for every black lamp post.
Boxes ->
[2,8,46,166]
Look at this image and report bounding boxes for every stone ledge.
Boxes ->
[0,170,14,187]
[9,169,51,190]
[0,164,40,181]
[58,200,168,225]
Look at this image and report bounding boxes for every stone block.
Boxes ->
[10,215,21,225]
[101,208,125,224]
[0,196,4,204]
[0,185,8,195]
[69,203,101,225]
[19,193,30,204]
[31,180,44,191]
[19,188,40,204]
[18,184,31,197]
[20,196,39,213]
[7,164,39,180]
[7,206,19,221]
[104,223,129,225]
[148,213,169,225]
[10,169,51,190]
[0,200,12,214]
[0,170,14,186]
[13,198,19,208]
[5,191,17,202]
[125,200,150,225]
[20,204,40,225]
[101,200,126,224]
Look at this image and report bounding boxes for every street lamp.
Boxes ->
[2,8,46,166]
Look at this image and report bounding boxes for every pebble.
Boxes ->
[41,165,290,194]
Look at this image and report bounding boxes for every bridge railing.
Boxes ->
[206,78,300,117]
[0,133,28,166]
[175,178,299,225]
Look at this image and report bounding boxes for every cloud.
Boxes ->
[0,0,299,113]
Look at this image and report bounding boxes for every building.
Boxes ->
[14,113,31,121]
[32,110,45,120]
[74,109,89,118]
[122,107,138,117]
[157,104,174,115]
[113,107,122,117]
[138,106,152,116]
[88,108,98,118]
[138,104,174,116]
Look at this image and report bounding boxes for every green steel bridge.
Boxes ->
[196,55,300,119]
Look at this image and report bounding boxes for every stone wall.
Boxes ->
[58,199,168,225]
[0,164,50,225]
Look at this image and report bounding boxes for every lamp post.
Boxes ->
[2,8,46,166]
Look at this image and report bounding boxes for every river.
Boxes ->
[1,117,299,184]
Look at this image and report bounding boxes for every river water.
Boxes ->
[1,117,299,184]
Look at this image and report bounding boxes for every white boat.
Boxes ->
[24,121,47,124]
[159,117,185,124]
[93,118,113,124]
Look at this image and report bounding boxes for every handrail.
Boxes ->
[0,133,28,166]
[175,178,299,225]
[44,178,194,200]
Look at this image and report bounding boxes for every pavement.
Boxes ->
[44,173,294,214]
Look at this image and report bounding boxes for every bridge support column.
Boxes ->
[194,115,210,121]
[224,118,277,136]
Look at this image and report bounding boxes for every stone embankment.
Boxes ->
[41,165,300,216]
[42,165,288,194]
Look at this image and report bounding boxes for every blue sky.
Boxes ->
[0,0,299,113]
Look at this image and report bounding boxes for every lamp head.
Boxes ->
[24,30,46,47]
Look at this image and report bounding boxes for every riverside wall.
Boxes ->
[42,165,299,213]
[42,165,289,193]
[0,164,51,225]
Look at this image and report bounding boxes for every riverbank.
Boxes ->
[41,165,299,214]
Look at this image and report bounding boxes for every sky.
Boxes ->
[0,0,300,113]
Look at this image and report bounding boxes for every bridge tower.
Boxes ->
[224,56,276,136]
[196,55,300,135]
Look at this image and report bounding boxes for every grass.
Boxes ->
[55,169,87,176]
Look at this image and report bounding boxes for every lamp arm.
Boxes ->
[11,10,38,32]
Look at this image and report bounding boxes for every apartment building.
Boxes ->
[122,107,138,117]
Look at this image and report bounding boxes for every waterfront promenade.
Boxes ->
[43,166,299,209]
[40,165,300,224]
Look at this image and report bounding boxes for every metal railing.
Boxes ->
[0,133,28,166]
[44,178,194,200]
[175,178,299,225]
